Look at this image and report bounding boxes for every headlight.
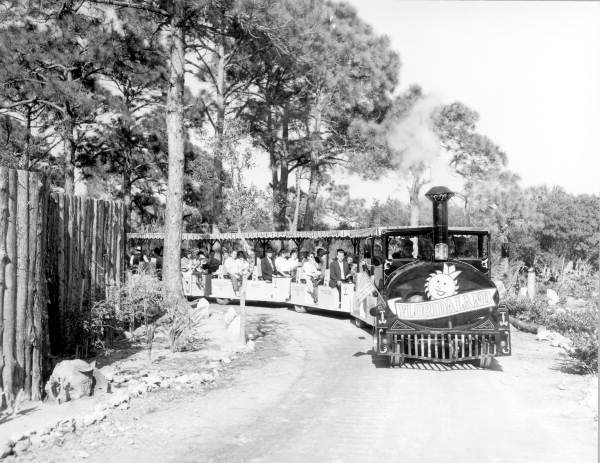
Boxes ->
[434,243,448,261]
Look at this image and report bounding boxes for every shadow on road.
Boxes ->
[353,349,505,371]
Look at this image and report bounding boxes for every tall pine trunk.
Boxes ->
[162,9,186,298]
[303,162,319,231]
[212,39,226,231]
[302,102,323,231]
[63,117,75,196]
[271,106,289,231]
[271,156,288,231]
[291,167,302,231]
[122,169,132,256]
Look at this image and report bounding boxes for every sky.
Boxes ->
[250,1,600,203]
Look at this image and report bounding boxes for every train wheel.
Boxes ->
[294,305,307,313]
[478,340,493,368]
[481,355,494,369]
[216,298,231,305]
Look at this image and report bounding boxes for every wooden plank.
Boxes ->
[90,200,98,305]
[15,169,30,389]
[30,174,47,400]
[96,201,106,301]
[24,172,41,397]
[2,169,18,400]
[115,203,123,284]
[75,196,86,355]
[0,167,10,391]
[57,194,66,353]
[103,201,111,299]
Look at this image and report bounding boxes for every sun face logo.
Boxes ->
[425,263,461,300]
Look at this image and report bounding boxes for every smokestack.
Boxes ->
[425,186,455,254]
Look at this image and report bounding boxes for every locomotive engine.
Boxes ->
[371,186,511,368]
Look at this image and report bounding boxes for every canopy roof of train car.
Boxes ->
[127,226,489,241]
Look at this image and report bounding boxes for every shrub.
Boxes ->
[503,293,598,373]
[87,269,165,358]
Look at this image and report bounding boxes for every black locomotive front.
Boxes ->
[371,186,511,368]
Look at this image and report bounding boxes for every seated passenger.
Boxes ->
[454,238,472,258]
[347,254,357,283]
[275,249,291,277]
[224,250,236,278]
[288,250,300,280]
[228,251,248,295]
[302,252,321,303]
[329,249,350,298]
[201,250,221,275]
[401,241,414,258]
[261,247,275,282]
[180,249,191,272]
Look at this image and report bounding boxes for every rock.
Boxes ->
[0,441,14,458]
[550,333,573,350]
[199,372,215,383]
[79,451,90,459]
[127,380,146,397]
[55,417,76,434]
[221,356,231,365]
[98,365,116,382]
[93,368,111,393]
[45,359,96,403]
[546,289,559,306]
[565,296,577,307]
[83,414,97,427]
[223,307,238,327]
[108,390,130,407]
[118,402,130,410]
[537,328,573,350]
[245,340,256,352]
[144,374,162,386]
[13,438,31,454]
[113,373,132,385]
[30,434,48,447]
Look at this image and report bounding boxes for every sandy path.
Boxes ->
[18,304,597,463]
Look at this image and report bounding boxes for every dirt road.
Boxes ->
[20,304,597,463]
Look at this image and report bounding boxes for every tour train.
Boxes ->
[128,186,511,368]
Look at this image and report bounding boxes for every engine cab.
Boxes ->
[371,186,511,368]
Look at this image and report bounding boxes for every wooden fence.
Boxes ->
[0,167,124,402]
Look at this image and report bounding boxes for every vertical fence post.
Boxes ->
[0,167,10,397]
[239,277,247,345]
[2,169,18,402]
[15,170,30,392]
[527,267,536,300]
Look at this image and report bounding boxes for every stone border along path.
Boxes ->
[0,341,256,459]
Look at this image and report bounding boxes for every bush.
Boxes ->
[503,294,598,373]
[87,269,166,357]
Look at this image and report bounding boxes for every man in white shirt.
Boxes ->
[275,249,290,277]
